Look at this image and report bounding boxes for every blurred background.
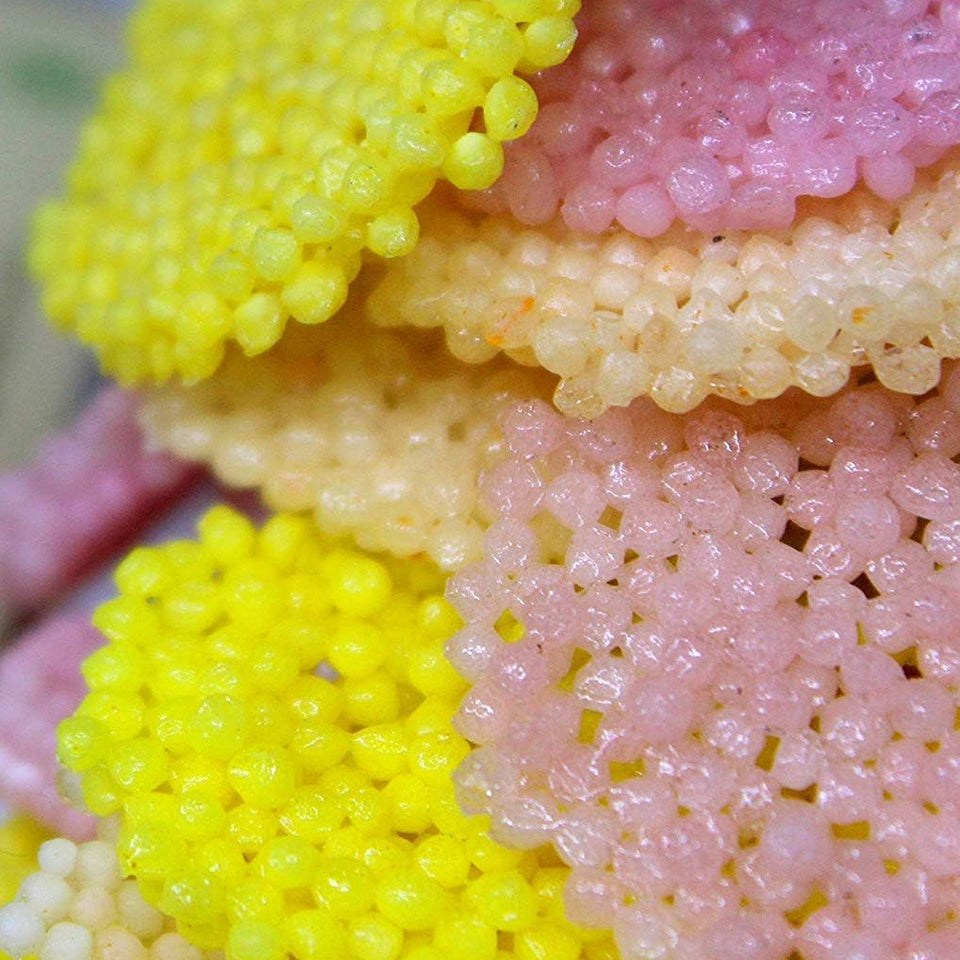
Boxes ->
[0,0,132,469]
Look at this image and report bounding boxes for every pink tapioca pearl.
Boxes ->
[756,801,835,883]
[912,806,960,878]
[922,517,960,563]
[886,678,956,741]
[865,539,935,592]
[803,526,864,579]
[908,928,960,960]
[567,407,637,464]
[799,605,859,665]
[499,398,566,460]
[834,494,903,556]
[683,410,746,472]
[920,738,960,809]
[563,869,628,929]
[819,696,893,762]
[830,442,911,499]
[554,802,619,869]
[783,470,838,530]
[445,559,510,622]
[733,493,787,549]
[722,610,798,673]
[700,914,789,960]
[771,731,826,790]
[817,762,884,822]
[908,396,960,458]
[482,519,539,574]
[917,636,960,684]
[891,451,960,521]
[754,539,814,601]
[829,391,900,452]
[839,646,905,703]
[477,459,543,521]
[544,468,608,528]
[620,497,687,558]
[732,431,799,496]
[566,524,624,587]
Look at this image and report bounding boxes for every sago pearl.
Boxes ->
[370,155,960,415]
[0,835,212,960]
[469,0,960,236]
[55,505,617,960]
[446,369,960,960]
[29,0,578,385]
[139,317,553,571]
[0,615,100,840]
[0,388,196,613]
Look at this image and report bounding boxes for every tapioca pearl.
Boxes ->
[865,539,936,592]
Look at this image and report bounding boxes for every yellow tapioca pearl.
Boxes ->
[382,773,431,835]
[283,674,344,724]
[227,919,286,960]
[413,834,469,889]
[483,75,538,142]
[283,909,349,960]
[57,714,109,771]
[169,753,234,805]
[177,792,229,842]
[322,550,393,617]
[160,869,228,927]
[348,914,404,960]
[290,722,351,774]
[198,505,256,564]
[515,923,581,960]
[227,805,280,856]
[234,292,287,356]
[186,694,248,759]
[442,133,504,190]
[280,261,349,326]
[351,723,409,781]
[227,746,297,808]
[328,621,387,679]
[465,871,539,932]
[375,868,450,931]
[311,857,376,919]
[343,672,401,727]
[228,877,286,927]
[432,912,498,960]
[77,690,146,741]
[279,787,346,845]
[114,546,172,597]
[117,819,188,879]
[254,835,321,889]
[107,736,169,793]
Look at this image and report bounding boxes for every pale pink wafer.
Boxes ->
[0,388,197,611]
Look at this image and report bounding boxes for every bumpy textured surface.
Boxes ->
[447,370,960,960]
[371,156,960,415]
[140,318,554,571]
[0,616,101,840]
[57,506,616,960]
[29,0,579,385]
[0,836,211,960]
[0,388,196,611]
[470,0,960,235]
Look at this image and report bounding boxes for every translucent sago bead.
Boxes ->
[448,368,960,960]
[30,0,579,384]
[371,157,960,414]
[54,506,615,960]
